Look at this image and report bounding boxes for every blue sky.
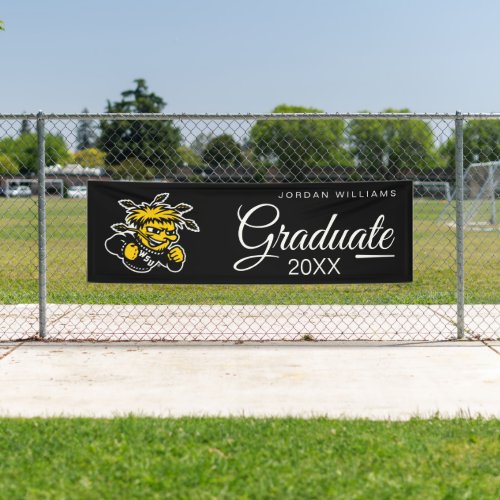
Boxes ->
[2,0,500,114]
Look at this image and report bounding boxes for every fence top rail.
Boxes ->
[2,111,500,121]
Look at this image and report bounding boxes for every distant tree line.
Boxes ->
[2,78,500,180]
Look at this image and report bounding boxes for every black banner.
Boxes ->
[88,181,413,284]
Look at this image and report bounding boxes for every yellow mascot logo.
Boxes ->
[105,192,199,273]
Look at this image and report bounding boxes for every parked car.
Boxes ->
[67,185,87,199]
[8,185,32,197]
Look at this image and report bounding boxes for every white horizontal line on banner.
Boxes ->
[355,254,396,259]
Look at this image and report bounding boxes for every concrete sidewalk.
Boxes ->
[0,342,499,419]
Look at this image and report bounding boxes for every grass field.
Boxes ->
[0,417,498,498]
[0,198,498,305]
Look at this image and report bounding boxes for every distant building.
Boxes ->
[46,164,111,187]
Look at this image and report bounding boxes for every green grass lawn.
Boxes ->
[0,417,498,498]
[0,198,498,305]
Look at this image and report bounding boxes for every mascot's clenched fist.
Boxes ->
[124,242,139,261]
[105,192,199,274]
[168,246,184,263]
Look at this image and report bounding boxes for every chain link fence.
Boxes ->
[0,112,498,341]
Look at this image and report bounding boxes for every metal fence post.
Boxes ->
[489,165,497,225]
[455,111,465,339]
[37,111,47,338]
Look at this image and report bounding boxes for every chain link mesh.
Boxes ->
[0,113,498,341]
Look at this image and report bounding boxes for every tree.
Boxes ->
[191,132,214,156]
[97,79,181,177]
[0,133,71,174]
[202,134,243,169]
[249,104,350,179]
[176,146,203,167]
[350,109,439,176]
[349,116,385,172]
[0,20,4,31]
[73,147,106,167]
[440,120,500,171]
[76,108,97,150]
[106,158,155,181]
[20,117,31,135]
[0,153,19,176]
